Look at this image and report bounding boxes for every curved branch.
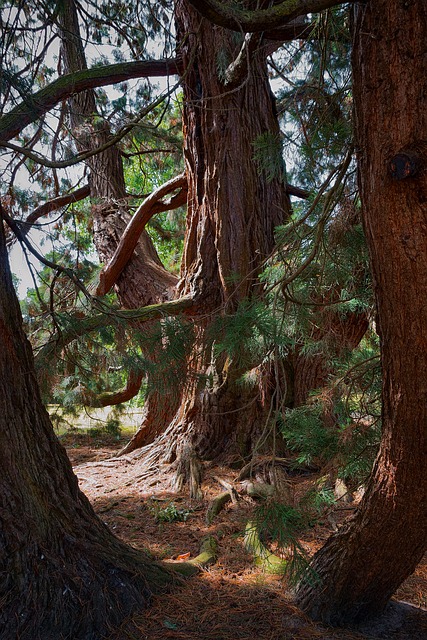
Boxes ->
[83,369,144,407]
[96,172,188,296]
[0,59,180,142]
[187,0,349,32]
[23,184,90,232]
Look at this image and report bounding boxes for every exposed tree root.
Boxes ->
[206,491,233,524]
[244,521,287,575]
[245,481,276,500]
[165,536,218,577]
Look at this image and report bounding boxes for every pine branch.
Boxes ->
[7,184,90,246]
[35,296,195,364]
[0,80,181,169]
[1,203,92,299]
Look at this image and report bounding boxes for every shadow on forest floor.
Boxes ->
[64,433,427,640]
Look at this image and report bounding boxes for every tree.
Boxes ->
[184,0,427,624]
[0,203,177,638]
[4,0,425,627]
[2,1,368,490]
[295,0,427,623]
[57,0,186,440]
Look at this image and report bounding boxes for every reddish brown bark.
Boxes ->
[0,211,171,639]
[83,369,144,407]
[122,0,295,463]
[96,172,187,296]
[155,0,292,464]
[296,1,427,623]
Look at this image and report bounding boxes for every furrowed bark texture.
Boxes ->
[0,219,171,640]
[297,1,427,624]
[159,0,292,463]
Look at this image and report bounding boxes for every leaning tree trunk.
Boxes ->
[58,0,182,443]
[0,214,172,639]
[296,1,427,624]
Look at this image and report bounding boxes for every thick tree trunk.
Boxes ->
[0,216,171,639]
[291,308,369,410]
[159,0,292,463]
[296,1,427,624]
[122,1,293,474]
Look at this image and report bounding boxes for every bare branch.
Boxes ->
[83,369,144,407]
[286,184,310,199]
[96,172,188,296]
[0,59,180,142]
[224,33,263,86]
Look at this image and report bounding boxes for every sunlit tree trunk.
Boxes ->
[0,212,171,639]
[138,0,292,476]
[297,1,427,623]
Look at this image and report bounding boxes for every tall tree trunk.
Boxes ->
[296,1,427,624]
[291,307,369,411]
[0,213,171,639]
[122,1,293,482]
[158,0,291,468]
[58,0,181,442]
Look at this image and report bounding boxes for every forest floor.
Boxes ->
[62,430,427,640]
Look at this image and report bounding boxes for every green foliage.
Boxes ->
[279,405,338,467]
[208,299,291,374]
[147,500,192,524]
[278,345,382,486]
[253,500,318,586]
[102,417,122,438]
[274,7,353,188]
[252,132,287,184]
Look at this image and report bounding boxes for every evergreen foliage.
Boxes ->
[4,0,380,505]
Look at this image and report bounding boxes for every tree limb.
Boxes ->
[35,296,196,364]
[83,369,144,407]
[96,172,188,296]
[286,184,310,199]
[187,0,350,32]
[18,184,90,235]
[1,79,181,169]
[0,59,180,142]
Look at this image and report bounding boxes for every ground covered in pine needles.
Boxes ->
[63,431,427,640]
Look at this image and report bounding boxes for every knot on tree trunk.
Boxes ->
[389,142,427,180]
